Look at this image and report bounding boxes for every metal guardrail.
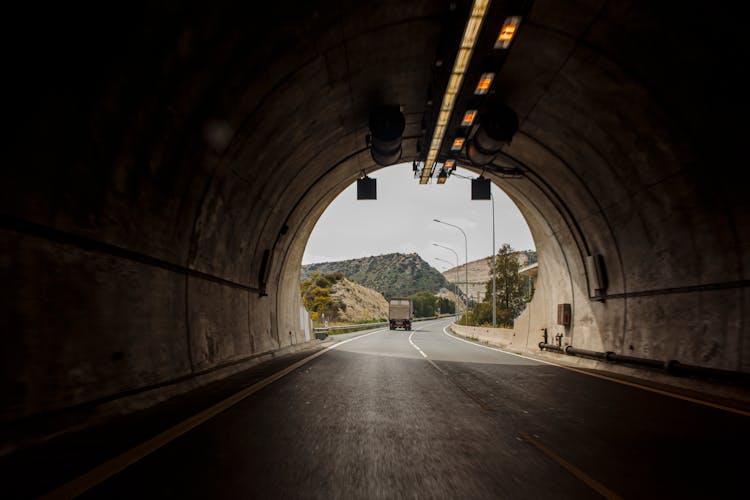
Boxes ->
[313,315,455,338]
[313,321,388,334]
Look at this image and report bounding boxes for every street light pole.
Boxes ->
[433,244,462,321]
[434,257,459,288]
[434,219,468,326]
[434,257,459,317]
[434,256,460,314]
[433,243,467,318]
[491,192,496,328]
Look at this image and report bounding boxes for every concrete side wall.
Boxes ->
[484,1,749,372]
[0,226,303,421]
[449,324,520,350]
[1,230,189,419]
[0,2,442,423]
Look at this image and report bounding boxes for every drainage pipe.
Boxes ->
[538,343,749,385]
[537,342,564,353]
[563,346,608,360]
[603,351,665,369]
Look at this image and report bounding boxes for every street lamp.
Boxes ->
[433,219,469,326]
[491,191,496,328]
[433,244,463,322]
[434,256,460,305]
[446,173,497,327]
[434,256,456,277]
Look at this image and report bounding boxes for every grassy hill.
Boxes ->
[301,252,448,298]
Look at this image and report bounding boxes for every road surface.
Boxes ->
[40,319,748,498]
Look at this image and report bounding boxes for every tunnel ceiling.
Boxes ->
[3,0,744,280]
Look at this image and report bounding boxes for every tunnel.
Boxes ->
[1,0,748,453]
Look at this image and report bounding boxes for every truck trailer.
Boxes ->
[388,297,413,330]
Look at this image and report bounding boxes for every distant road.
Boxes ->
[71,319,746,498]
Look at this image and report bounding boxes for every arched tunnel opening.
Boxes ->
[1,0,748,497]
[297,163,538,329]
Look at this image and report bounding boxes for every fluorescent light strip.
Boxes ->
[420,0,490,184]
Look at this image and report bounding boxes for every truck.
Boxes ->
[388,297,413,330]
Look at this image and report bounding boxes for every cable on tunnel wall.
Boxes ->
[492,148,592,258]
[499,130,627,306]
[258,143,371,297]
[0,213,261,293]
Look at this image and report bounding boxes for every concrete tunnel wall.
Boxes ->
[1,0,748,424]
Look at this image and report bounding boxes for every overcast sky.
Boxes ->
[302,163,535,269]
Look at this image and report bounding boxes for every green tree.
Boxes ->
[410,291,437,317]
[300,271,345,322]
[437,297,455,314]
[476,243,528,326]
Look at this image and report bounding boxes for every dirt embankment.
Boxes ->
[331,278,389,322]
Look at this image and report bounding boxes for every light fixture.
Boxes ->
[451,138,465,150]
[495,16,521,49]
[444,159,456,169]
[419,0,491,184]
[461,109,477,127]
[437,169,448,184]
[475,72,495,95]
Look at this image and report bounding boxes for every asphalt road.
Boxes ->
[70,319,747,498]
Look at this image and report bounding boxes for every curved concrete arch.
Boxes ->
[2,0,747,425]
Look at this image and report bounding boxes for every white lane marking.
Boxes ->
[40,328,385,499]
[442,325,750,417]
[408,332,418,348]
[330,328,386,347]
[408,331,428,358]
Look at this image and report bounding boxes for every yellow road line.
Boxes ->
[442,326,750,418]
[40,328,384,499]
[537,362,750,417]
[520,432,623,500]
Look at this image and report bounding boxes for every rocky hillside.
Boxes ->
[442,257,493,302]
[332,278,389,322]
[302,252,448,298]
[301,271,388,323]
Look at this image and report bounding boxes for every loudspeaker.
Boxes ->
[467,104,518,166]
[369,106,405,166]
